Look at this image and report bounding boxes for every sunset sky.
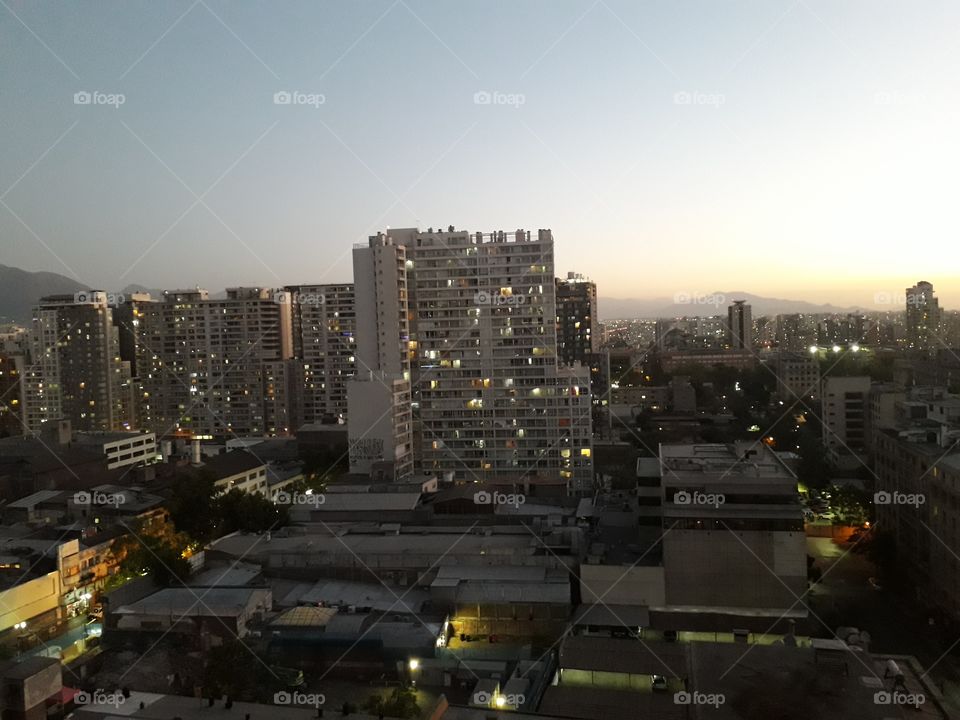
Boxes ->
[2,0,958,308]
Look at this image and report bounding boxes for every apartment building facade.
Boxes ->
[361,227,593,490]
[138,288,294,437]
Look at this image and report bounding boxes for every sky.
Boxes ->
[1,0,958,310]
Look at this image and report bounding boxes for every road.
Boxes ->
[10,616,101,664]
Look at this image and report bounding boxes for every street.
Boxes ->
[807,536,960,717]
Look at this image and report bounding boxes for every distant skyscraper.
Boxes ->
[727,300,753,350]
[905,281,941,352]
[360,227,593,490]
[775,314,815,352]
[28,293,131,433]
[556,272,598,366]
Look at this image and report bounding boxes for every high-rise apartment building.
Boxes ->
[770,351,820,403]
[0,353,24,436]
[347,238,415,479]
[556,272,598,365]
[905,281,941,352]
[775,314,816,352]
[726,300,753,350]
[139,288,293,437]
[285,284,356,426]
[357,227,593,490]
[25,293,131,434]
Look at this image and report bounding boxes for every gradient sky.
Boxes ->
[2,0,958,309]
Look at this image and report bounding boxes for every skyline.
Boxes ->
[2,1,959,308]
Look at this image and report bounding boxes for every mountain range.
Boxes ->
[0,265,897,324]
[598,292,864,320]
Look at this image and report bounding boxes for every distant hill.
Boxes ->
[599,292,862,320]
[0,265,86,323]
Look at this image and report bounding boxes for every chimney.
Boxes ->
[191,439,203,466]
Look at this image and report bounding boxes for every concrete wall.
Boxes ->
[0,572,61,632]
[663,530,806,608]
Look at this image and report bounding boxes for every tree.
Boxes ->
[363,687,420,720]
[202,640,261,701]
[829,484,870,525]
[108,518,194,589]
[167,469,221,543]
[217,489,288,534]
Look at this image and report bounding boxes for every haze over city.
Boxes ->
[2,0,959,307]
[2,4,960,720]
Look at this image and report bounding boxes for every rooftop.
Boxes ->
[198,449,265,479]
[115,587,268,617]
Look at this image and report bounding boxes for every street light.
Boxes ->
[408,659,419,671]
